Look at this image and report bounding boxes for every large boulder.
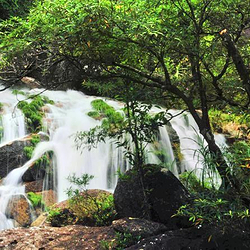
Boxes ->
[126,226,250,250]
[0,138,31,179]
[112,217,167,239]
[114,164,190,225]
[6,194,34,227]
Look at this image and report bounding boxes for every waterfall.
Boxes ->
[0,86,227,230]
[0,88,26,144]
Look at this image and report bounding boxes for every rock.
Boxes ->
[38,190,57,207]
[126,226,250,250]
[50,189,115,227]
[21,76,40,88]
[22,164,46,182]
[0,138,31,179]
[25,179,44,192]
[112,217,167,239]
[6,194,34,227]
[31,212,48,227]
[114,164,190,225]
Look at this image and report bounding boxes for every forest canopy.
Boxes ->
[0,0,249,186]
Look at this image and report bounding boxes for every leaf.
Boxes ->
[208,235,213,242]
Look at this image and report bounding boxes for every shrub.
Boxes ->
[66,173,117,226]
[47,207,76,227]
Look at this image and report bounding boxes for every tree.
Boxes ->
[0,0,249,187]
[0,0,32,20]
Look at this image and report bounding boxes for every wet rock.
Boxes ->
[112,217,167,239]
[38,190,57,207]
[6,194,34,227]
[0,138,31,179]
[114,164,190,225]
[25,179,44,193]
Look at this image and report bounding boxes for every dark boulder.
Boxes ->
[114,165,190,225]
[112,217,167,239]
[0,139,31,179]
[22,164,46,182]
[126,226,250,250]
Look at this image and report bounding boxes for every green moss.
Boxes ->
[18,95,54,132]
[87,111,101,120]
[91,99,115,114]
[88,99,124,130]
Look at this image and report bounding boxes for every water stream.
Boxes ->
[0,87,227,230]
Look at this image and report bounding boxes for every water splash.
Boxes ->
[0,87,227,230]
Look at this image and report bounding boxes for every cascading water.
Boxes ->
[0,86,227,230]
[0,88,26,144]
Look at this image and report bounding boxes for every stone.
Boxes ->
[25,179,44,193]
[112,217,167,239]
[31,212,48,227]
[114,164,190,225]
[126,226,250,250]
[37,190,57,207]
[0,138,31,179]
[6,194,34,227]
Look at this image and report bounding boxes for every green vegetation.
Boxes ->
[0,0,33,20]
[0,0,250,239]
[88,99,124,128]
[66,173,116,226]
[2,0,250,186]
[17,95,53,132]
[12,89,26,96]
[209,109,250,138]
[27,192,44,208]
[48,173,117,227]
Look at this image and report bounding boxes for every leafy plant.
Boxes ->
[66,173,117,226]
[27,192,44,208]
[114,232,141,250]
[47,206,76,227]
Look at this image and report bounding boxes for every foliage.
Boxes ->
[175,191,250,227]
[2,0,249,186]
[0,0,33,20]
[27,192,44,208]
[24,134,41,158]
[47,207,76,227]
[100,231,141,250]
[114,232,141,250]
[179,171,210,193]
[66,173,117,226]
[209,109,250,138]
[12,89,26,96]
[17,95,53,132]
[87,110,101,120]
[225,141,250,195]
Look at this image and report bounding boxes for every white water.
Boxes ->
[169,110,225,185]
[0,87,227,230]
[0,88,26,145]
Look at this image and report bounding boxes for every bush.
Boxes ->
[66,173,117,226]
[47,207,76,227]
